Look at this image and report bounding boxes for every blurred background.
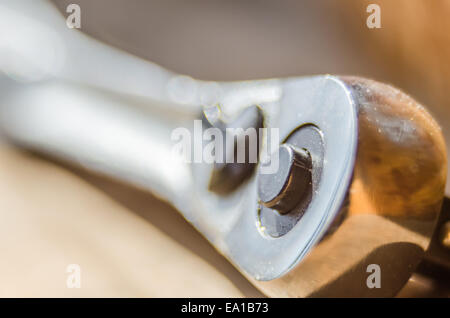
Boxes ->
[0,0,449,297]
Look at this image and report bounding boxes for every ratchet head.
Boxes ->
[191,75,446,297]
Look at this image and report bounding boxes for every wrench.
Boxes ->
[0,0,447,297]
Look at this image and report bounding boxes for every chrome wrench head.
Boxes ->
[190,76,358,281]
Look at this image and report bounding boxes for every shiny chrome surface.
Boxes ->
[0,0,446,297]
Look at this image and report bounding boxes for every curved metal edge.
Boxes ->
[188,75,359,281]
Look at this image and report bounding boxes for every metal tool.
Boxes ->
[0,0,447,297]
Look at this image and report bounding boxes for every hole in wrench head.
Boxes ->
[203,105,264,195]
[258,124,324,237]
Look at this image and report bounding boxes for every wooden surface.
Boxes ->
[0,143,261,297]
